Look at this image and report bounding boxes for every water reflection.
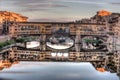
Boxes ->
[46,36,74,50]
[0,62,119,80]
[0,60,19,71]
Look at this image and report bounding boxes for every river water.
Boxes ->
[0,62,119,80]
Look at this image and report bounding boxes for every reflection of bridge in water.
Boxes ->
[0,49,120,76]
[0,22,120,76]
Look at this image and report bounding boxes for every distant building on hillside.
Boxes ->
[0,11,28,34]
[91,10,120,35]
[0,11,28,23]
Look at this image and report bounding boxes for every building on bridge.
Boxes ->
[9,22,106,37]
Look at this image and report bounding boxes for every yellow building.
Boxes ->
[0,11,28,23]
[0,11,28,34]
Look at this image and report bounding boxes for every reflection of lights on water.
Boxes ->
[51,53,56,57]
[97,68,106,72]
[0,60,20,70]
[47,37,74,50]
[58,53,62,57]
[0,66,4,70]
[26,41,40,48]
[51,53,69,57]
[63,53,68,57]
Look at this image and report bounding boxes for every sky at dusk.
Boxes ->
[0,0,120,22]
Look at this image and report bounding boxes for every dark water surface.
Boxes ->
[0,62,119,80]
